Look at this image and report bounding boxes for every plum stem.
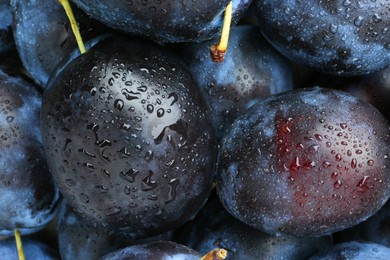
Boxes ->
[58,0,86,54]
[210,1,233,63]
[14,229,25,260]
[200,248,228,260]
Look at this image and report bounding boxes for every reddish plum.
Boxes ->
[217,87,390,237]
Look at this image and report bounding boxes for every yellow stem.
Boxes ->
[210,1,233,63]
[217,1,233,51]
[200,248,228,260]
[58,0,86,54]
[14,229,25,260]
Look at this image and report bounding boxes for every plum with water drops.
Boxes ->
[11,0,108,88]
[309,241,390,260]
[255,0,390,75]
[181,25,293,141]
[0,68,59,236]
[217,87,390,237]
[41,36,217,239]
[100,241,202,260]
[71,0,252,43]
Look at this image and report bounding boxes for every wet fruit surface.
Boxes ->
[217,87,390,237]
[0,68,59,236]
[41,37,217,239]
[72,0,252,42]
[255,0,390,75]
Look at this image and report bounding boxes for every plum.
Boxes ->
[41,36,217,239]
[309,241,390,260]
[217,87,390,237]
[255,0,390,75]
[0,68,59,236]
[71,0,252,42]
[100,241,201,260]
[11,0,108,88]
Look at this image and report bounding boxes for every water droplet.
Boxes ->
[79,149,96,158]
[315,134,323,141]
[168,92,179,106]
[165,178,179,203]
[308,144,320,153]
[367,160,374,166]
[356,176,369,192]
[329,23,338,33]
[331,172,338,179]
[121,88,139,100]
[335,154,342,161]
[342,0,351,7]
[165,159,175,168]
[157,108,165,118]
[148,194,158,200]
[372,13,382,23]
[96,139,111,148]
[104,206,121,216]
[322,161,331,168]
[79,193,89,203]
[147,104,154,113]
[351,158,357,169]
[334,180,342,189]
[142,171,158,191]
[144,150,154,161]
[340,123,347,129]
[114,99,124,111]
[137,85,147,92]
[120,168,139,183]
[6,116,14,123]
[354,16,364,27]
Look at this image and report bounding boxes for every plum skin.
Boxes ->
[217,87,390,237]
[255,0,390,76]
[72,0,252,43]
[0,69,59,236]
[40,37,217,239]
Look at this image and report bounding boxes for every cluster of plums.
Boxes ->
[1,0,390,259]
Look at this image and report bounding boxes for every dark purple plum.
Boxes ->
[71,0,252,42]
[41,36,217,239]
[255,0,390,75]
[0,237,59,260]
[11,0,108,88]
[0,68,59,237]
[0,0,13,53]
[58,200,174,260]
[217,87,390,237]
[181,25,293,140]
[177,193,332,259]
[309,241,390,260]
[100,241,201,260]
